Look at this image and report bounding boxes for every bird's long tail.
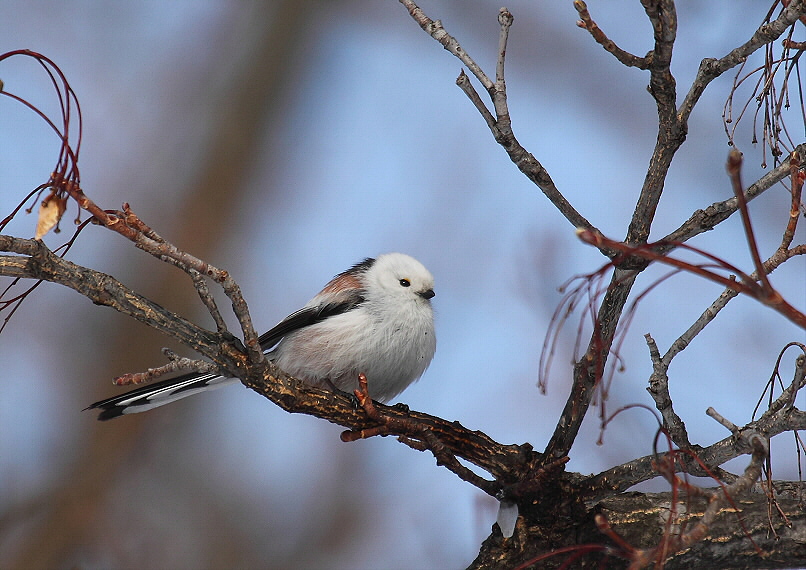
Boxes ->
[85,373,239,420]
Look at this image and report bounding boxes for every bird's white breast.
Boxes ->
[272,297,435,402]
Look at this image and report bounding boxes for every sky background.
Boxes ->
[1,1,804,568]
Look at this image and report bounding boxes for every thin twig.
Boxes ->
[574,0,650,69]
[726,149,774,292]
[114,354,219,386]
[645,333,692,448]
[399,0,601,242]
[397,0,492,90]
[679,0,806,125]
[455,70,496,132]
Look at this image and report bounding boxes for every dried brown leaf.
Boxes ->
[34,196,67,239]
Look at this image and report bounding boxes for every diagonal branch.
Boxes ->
[0,234,540,496]
[398,0,492,90]
[574,0,650,69]
[662,143,806,246]
[544,268,638,461]
[577,228,806,329]
[726,149,775,293]
[679,0,806,126]
[399,0,602,245]
[0,236,228,360]
[645,333,692,449]
[583,353,806,497]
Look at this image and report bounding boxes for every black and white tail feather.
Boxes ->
[86,254,436,420]
[87,373,238,421]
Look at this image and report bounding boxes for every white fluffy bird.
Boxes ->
[88,253,436,420]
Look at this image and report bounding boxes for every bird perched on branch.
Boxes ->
[87,253,436,420]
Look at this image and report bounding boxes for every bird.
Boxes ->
[87,253,436,420]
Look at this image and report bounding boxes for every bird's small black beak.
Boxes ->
[419,288,435,300]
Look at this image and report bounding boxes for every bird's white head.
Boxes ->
[364,253,435,305]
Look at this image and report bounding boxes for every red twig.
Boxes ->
[576,229,806,329]
[726,149,774,292]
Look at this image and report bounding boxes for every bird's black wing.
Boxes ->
[258,295,365,350]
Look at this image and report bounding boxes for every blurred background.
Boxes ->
[0,1,803,568]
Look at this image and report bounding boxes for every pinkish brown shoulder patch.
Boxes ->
[321,272,363,295]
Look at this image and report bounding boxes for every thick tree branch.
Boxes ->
[625,0,680,245]
[0,234,540,497]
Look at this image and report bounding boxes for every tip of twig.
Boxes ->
[498,7,514,27]
[706,406,740,433]
[726,148,743,172]
[574,227,596,245]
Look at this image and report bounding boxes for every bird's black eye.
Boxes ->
[399,278,411,287]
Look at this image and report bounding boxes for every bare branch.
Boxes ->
[117,205,263,363]
[706,406,742,433]
[398,0,492,90]
[574,0,650,69]
[113,350,219,386]
[0,235,228,360]
[576,228,806,329]
[0,235,549,496]
[455,70,496,131]
[544,269,638,460]
[781,150,804,248]
[624,0,680,245]
[340,373,502,495]
[726,149,774,293]
[399,0,602,245]
[628,427,768,567]
[663,143,806,246]
[495,8,513,88]
[584,369,806,496]
[680,0,806,125]
[645,333,692,448]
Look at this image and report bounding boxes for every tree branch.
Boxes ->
[679,0,806,126]
[583,360,806,497]
[0,234,541,497]
[573,1,650,69]
[399,0,604,249]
